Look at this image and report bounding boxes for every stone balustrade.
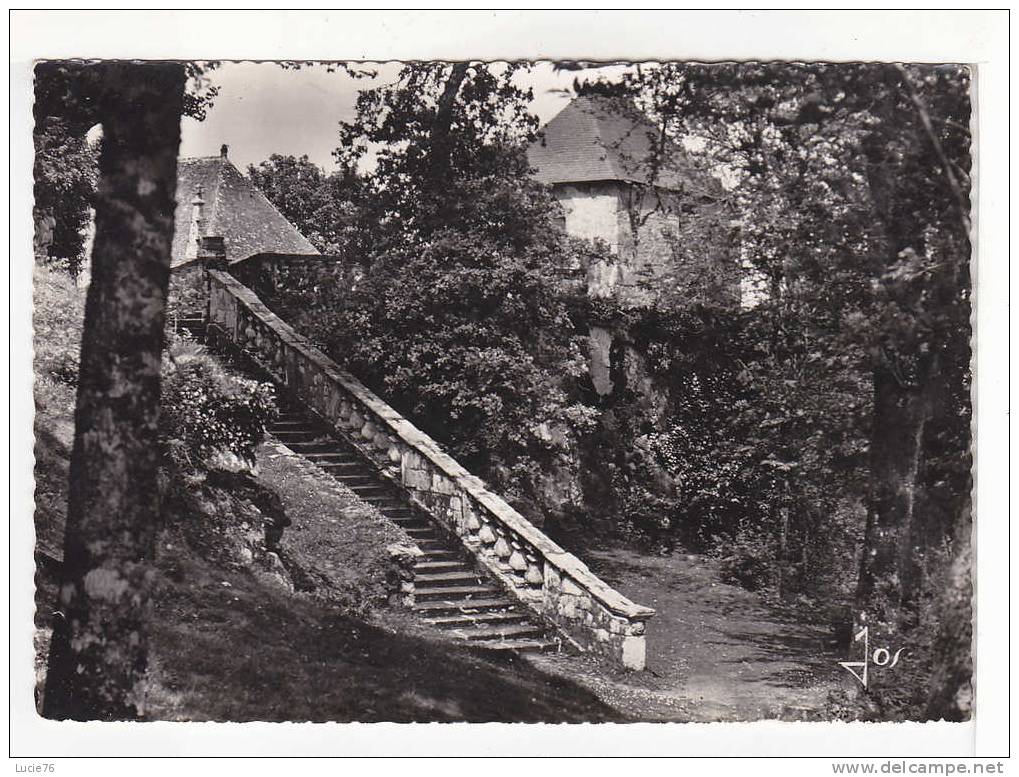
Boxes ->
[206,269,655,669]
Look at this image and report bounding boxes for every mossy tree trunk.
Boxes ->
[855,360,930,637]
[42,62,185,720]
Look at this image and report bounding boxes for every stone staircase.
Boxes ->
[267,408,561,654]
[171,311,208,340]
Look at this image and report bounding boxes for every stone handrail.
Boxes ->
[206,269,654,669]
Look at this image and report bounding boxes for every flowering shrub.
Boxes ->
[160,338,277,469]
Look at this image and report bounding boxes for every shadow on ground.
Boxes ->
[144,538,622,723]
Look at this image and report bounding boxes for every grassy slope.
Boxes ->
[33,266,620,723]
[32,267,81,562]
[255,440,403,612]
[145,540,615,722]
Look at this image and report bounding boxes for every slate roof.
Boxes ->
[171,155,319,268]
[527,94,714,194]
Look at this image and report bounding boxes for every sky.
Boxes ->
[178,61,630,173]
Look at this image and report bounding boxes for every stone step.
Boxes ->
[322,474,374,486]
[414,570,486,587]
[414,584,503,602]
[413,598,517,615]
[388,507,420,518]
[283,441,344,454]
[407,536,443,547]
[305,454,362,464]
[322,462,370,474]
[474,639,558,654]
[387,513,427,524]
[448,622,548,642]
[347,486,390,497]
[417,549,460,562]
[403,525,439,536]
[415,560,466,573]
[407,537,443,548]
[361,496,404,507]
[319,464,367,474]
[271,420,312,429]
[347,483,392,494]
[414,538,451,551]
[273,429,324,441]
[391,519,429,530]
[391,521,428,532]
[341,482,389,492]
[425,610,530,628]
[380,506,416,515]
[392,523,433,536]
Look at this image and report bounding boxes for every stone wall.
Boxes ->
[553,182,622,250]
[615,186,740,309]
[206,269,655,669]
[552,182,624,300]
[551,181,739,309]
[229,252,367,308]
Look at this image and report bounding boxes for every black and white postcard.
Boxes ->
[9,9,1010,769]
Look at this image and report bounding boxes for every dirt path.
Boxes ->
[530,546,846,722]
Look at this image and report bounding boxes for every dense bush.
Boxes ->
[34,267,277,473]
[576,296,871,602]
[160,336,278,470]
[33,266,85,397]
[247,155,368,257]
[165,266,208,323]
[301,230,598,512]
[249,63,611,520]
[32,118,97,275]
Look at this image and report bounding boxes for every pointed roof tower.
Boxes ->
[527,94,709,193]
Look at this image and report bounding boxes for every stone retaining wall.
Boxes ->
[228,252,367,310]
[207,269,655,669]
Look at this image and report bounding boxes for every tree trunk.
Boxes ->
[426,62,470,184]
[41,62,185,721]
[855,359,931,637]
[924,502,974,720]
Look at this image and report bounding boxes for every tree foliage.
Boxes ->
[32,61,220,274]
[247,154,367,256]
[254,63,606,518]
[575,62,972,718]
[250,61,972,719]
[334,62,542,249]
